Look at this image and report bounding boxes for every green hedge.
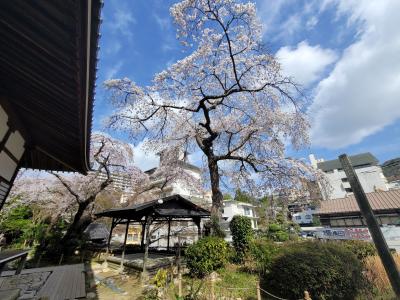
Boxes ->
[267,222,289,242]
[340,240,377,261]
[185,237,230,277]
[264,241,365,299]
[229,215,254,262]
[246,238,281,274]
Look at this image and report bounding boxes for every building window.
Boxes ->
[305,215,312,220]
[295,216,302,220]
[337,219,346,226]
[345,188,353,193]
[379,216,391,224]
[331,219,339,226]
[243,206,251,216]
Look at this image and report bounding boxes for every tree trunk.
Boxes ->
[208,158,224,219]
[206,157,226,237]
[61,200,91,245]
[142,216,152,281]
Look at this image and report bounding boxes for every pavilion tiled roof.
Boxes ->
[317,190,400,215]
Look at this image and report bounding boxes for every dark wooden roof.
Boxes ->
[0,0,102,173]
[96,194,211,220]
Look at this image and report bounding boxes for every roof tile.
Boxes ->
[317,190,400,215]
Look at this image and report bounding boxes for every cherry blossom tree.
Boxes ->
[8,133,141,247]
[104,0,320,223]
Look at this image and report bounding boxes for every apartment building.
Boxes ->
[310,153,388,200]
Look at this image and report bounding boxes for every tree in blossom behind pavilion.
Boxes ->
[7,133,145,246]
[105,0,322,221]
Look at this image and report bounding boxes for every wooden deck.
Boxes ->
[0,264,86,299]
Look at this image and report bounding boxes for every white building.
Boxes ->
[96,171,132,192]
[292,208,315,225]
[310,153,388,200]
[221,200,259,241]
[388,180,400,190]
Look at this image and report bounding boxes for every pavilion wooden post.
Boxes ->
[339,154,400,297]
[167,218,171,252]
[119,219,130,273]
[106,218,115,253]
[140,218,146,251]
[103,217,115,268]
[194,217,201,240]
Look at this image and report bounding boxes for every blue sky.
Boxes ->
[94,0,400,170]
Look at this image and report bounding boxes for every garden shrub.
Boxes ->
[151,268,168,288]
[267,222,289,242]
[229,215,254,262]
[0,205,33,244]
[340,240,377,261]
[264,241,365,299]
[245,238,281,274]
[185,237,230,277]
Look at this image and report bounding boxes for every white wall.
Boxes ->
[223,201,258,229]
[324,166,388,199]
[0,105,9,140]
[0,104,25,182]
[292,209,314,225]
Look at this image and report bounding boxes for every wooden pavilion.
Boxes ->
[0,0,101,210]
[95,194,210,269]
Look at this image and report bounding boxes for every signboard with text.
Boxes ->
[315,226,400,251]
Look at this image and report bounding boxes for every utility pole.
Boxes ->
[339,154,400,297]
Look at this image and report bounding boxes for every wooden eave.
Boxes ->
[0,0,102,173]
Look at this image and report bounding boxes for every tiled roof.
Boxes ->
[317,190,400,215]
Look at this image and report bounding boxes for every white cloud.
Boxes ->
[257,0,291,36]
[310,0,400,148]
[109,8,136,38]
[257,0,325,41]
[280,14,302,37]
[276,41,337,86]
[306,16,318,29]
[104,41,122,55]
[105,61,123,80]
[153,13,170,30]
[132,141,159,171]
